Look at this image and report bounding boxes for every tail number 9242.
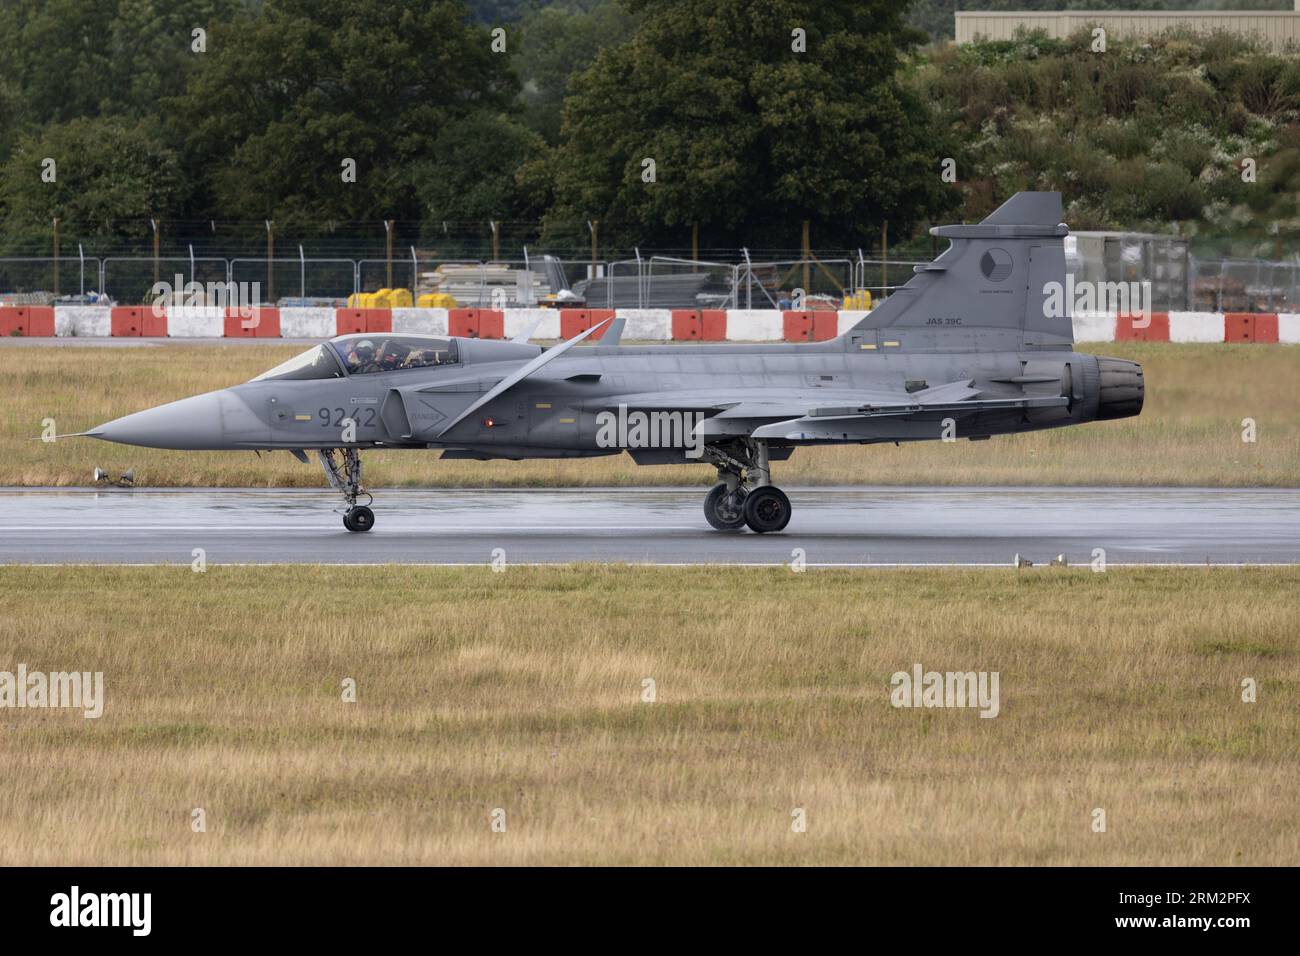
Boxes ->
[319,407,377,428]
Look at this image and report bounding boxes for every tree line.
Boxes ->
[1,0,1297,258]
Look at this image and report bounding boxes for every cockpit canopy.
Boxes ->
[250,335,459,382]
[331,334,458,375]
[250,344,344,381]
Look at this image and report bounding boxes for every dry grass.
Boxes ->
[3,341,1297,487]
[0,564,1295,866]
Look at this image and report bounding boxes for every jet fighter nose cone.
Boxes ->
[90,390,263,450]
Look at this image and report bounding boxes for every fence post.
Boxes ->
[151,218,160,287]
[634,247,643,308]
[384,220,394,288]
[52,218,60,297]
[802,220,810,294]
[881,221,889,297]
[742,247,753,309]
[265,221,275,304]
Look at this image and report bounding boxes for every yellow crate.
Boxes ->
[417,293,458,309]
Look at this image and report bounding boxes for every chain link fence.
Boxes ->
[7,241,1298,312]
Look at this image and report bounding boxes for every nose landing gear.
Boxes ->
[319,448,375,533]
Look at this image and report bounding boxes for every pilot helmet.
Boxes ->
[354,339,375,360]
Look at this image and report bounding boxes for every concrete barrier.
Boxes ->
[502,308,558,340]
[1168,311,1223,343]
[279,308,336,339]
[724,310,784,341]
[166,306,224,338]
[618,309,672,341]
[392,308,449,336]
[837,311,870,336]
[54,306,111,337]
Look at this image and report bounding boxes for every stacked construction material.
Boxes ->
[418,263,549,307]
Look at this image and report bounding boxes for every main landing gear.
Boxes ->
[701,439,792,534]
[319,448,375,533]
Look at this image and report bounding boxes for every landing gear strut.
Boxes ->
[701,439,791,533]
[319,448,375,533]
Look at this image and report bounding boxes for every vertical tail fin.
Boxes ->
[848,191,1073,349]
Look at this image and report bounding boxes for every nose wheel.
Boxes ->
[319,448,375,533]
[343,505,375,533]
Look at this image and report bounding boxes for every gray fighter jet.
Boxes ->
[82,192,1143,533]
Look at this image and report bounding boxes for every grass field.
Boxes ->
[2,341,1297,488]
[0,564,1295,866]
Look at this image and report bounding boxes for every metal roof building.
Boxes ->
[955,7,1300,52]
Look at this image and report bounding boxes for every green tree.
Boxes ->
[0,117,185,241]
[169,0,522,227]
[542,0,955,249]
[517,0,639,143]
[0,0,242,131]
[412,112,547,237]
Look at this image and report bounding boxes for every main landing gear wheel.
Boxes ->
[343,505,375,533]
[701,439,793,533]
[704,483,747,531]
[742,486,791,534]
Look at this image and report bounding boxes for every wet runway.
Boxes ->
[0,487,1296,566]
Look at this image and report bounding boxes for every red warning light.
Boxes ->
[483,418,496,428]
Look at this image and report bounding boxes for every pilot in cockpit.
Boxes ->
[344,339,379,373]
[379,343,409,371]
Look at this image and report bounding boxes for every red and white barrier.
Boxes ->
[14,305,1300,344]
